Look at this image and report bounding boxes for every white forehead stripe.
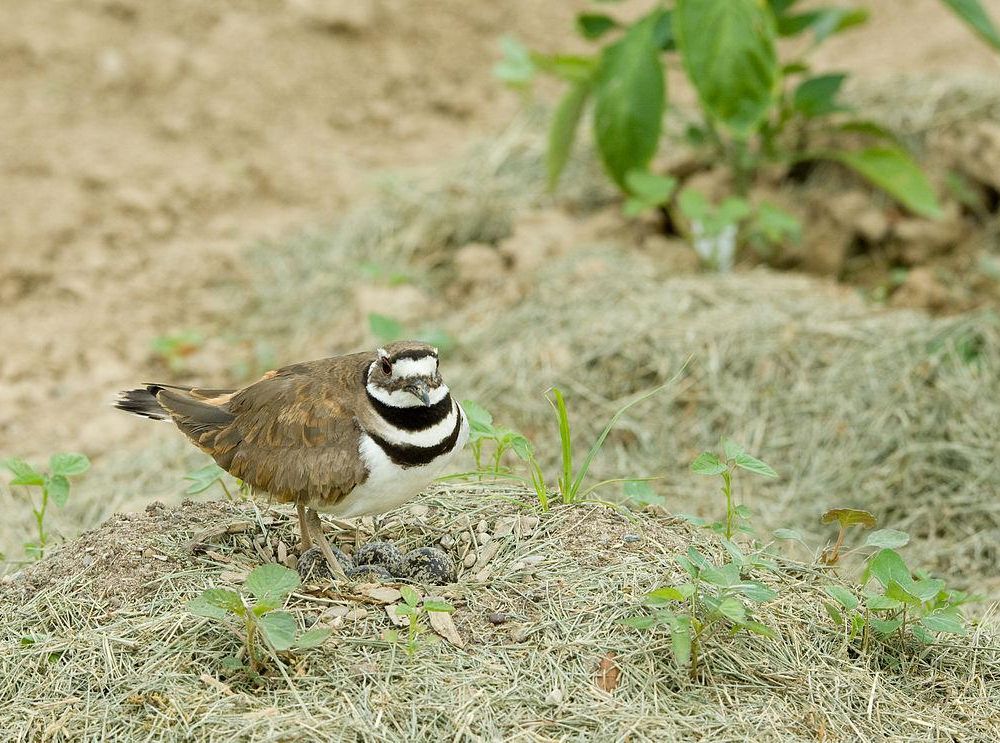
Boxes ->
[392,356,438,378]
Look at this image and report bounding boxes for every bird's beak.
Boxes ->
[407,380,432,407]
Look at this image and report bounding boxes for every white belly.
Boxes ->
[326,404,469,518]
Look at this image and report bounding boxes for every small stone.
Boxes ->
[439,534,455,549]
[478,533,493,545]
[408,504,430,519]
[463,552,477,568]
[458,532,471,544]
[510,626,530,643]
[519,516,540,535]
[401,547,457,584]
[476,519,489,533]
[344,608,368,621]
[622,534,641,544]
[488,612,509,625]
[473,541,501,572]
[510,561,526,572]
[493,517,516,538]
[545,688,564,706]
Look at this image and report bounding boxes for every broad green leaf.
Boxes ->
[577,13,618,39]
[732,582,777,603]
[777,8,869,41]
[741,620,776,638]
[733,504,753,519]
[184,463,225,495]
[734,453,778,478]
[46,475,70,508]
[865,593,903,612]
[824,602,844,625]
[865,529,910,549]
[461,400,494,433]
[548,79,592,190]
[245,563,300,604]
[717,597,747,623]
[258,611,297,651]
[821,508,876,530]
[507,432,534,461]
[691,452,726,476]
[865,549,912,590]
[911,624,936,644]
[652,10,675,50]
[824,585,859,611]
[531,53,597,83]
[869,616,903,636]
[368,313,404,343]
[494,36,535,87]
[624,480,662,505]
[754,202,802,245]
[201,588,245,616]
[793,73,847,117]
[919,607,967,635]
[49,453,91,477]
[702,561,739,588]
[188,593,231,620]
[773,528,804,541]
[621,615,657,630]
[722,439,745,460]
[1,458,44,487]
[720,537,746,563]
[252,600,279,616]
[295,627,333,648]
[885,580,922,606]
[593,11,665,188]
[940,0,1000,51]
[625,170,677,204]
[821,147,942,219]
[646,587,686,604]
[423,600,455,613]
[676,0,779,136]
[400,585,421,608]
[671,618,692,665]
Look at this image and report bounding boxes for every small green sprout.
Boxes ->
[690,439,777,539]
[384,586,455,657]
[625,541,776,674]
[151,330,203,372]
[819,507,877,564]
[1,453,91,559]
[184,462,251,501]
[187,563,330,672]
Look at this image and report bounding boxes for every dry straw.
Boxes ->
[2,488,998,741]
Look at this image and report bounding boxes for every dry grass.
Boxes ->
[2,486,999,741]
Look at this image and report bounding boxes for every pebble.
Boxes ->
[545,688,564,706]
[476,519,489,533]
[478,533,493,545]
[519,516,540,535]
[463,551,477,568]
[493,517,516,538]
[487,612,509,625]
[439,534,455,549]
[622,534,641,544]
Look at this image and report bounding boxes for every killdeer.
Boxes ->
[115,341,469,578]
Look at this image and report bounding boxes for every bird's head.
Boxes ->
[366,341,445,408]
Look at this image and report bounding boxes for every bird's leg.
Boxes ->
[296,502,312,553]
[304,507,349,582]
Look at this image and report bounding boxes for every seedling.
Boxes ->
[689,440,778,539]
[819,507,876,564]
[1,453,91,559]
[368,313,456,353]
[384,586,455,658]
[187,563,330,672]
[625,542,776,674]
[463,400,532,475]
[184,462,251,501]
[151,330,203,372]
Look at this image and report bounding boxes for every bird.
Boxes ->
[115,341,469,579]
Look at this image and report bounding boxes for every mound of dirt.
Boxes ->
[1,488,998,740]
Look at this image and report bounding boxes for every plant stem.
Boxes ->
[722,469,733,540]
[34,487,48,558]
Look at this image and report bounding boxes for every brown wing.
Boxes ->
[154,358,370,506]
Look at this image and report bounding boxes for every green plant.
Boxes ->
[1,453,91,559]
[824,542,975,646]
[384,586,455,657]
[689,439,777,539]
[463,400,533,474]
[151,330,203,372]
[184,462,250,501]
[187,563,330,672]
[625,541,777,673]
[367,312,456,353]
[500,0,1000,226]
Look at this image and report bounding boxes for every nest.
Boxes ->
[2,488,998,741]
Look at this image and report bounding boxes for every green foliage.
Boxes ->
[624,542,777,672]
[384,586,455,657]
[367,312,456,353]
[1,453,91,559]
[187,563,330,672]
[689,439,777,539]
[184,462,251,501]
[151,330,203,372]
[493,0,1000,233]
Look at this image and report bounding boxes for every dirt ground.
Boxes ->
[1,2,999,486]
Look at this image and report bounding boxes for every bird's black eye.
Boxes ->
[380,358,392,375]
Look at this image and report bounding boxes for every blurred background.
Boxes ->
[2,1,1000,600]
